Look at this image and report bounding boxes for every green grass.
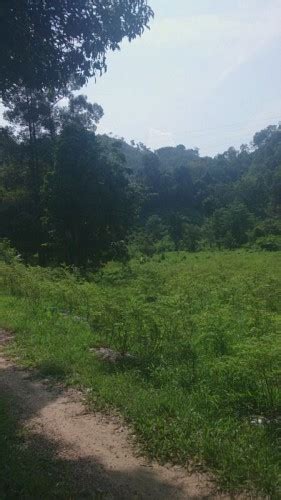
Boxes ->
[0,251,280,497]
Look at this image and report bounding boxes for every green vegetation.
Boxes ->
[0,2,280,497]
[1,250,280,496]
[0,1,153,94]
[0,6,280,268]
[1,109,281,265]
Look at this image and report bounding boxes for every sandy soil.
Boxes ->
[0,329,228,499]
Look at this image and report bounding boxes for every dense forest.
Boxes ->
[0,1,280,267]
[1,99,281,266]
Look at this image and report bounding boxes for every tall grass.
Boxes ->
[0,251,280,496]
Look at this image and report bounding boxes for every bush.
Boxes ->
[0,239,21,264]
[254,235,281,251]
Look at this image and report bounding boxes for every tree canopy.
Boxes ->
[0,0,153,94]
[1,108,281,265]
[0,0,280,265]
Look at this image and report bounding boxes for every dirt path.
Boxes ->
[0,330,223,499]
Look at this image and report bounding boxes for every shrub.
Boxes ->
[255,235,281,251]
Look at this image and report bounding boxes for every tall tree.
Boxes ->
[45,122,135,265]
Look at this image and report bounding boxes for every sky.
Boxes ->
[85,0,281,156]
[2,0,281,156]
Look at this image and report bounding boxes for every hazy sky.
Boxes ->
[85,0,281,156]
[2,0,281,156]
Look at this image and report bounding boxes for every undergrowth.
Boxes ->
[0,251,280,496]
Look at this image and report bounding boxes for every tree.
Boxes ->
[2,88,58,201]
[3,90,103,191]
[139,152,161,192]
[1,93,105,263]
[179,222,201,252]
[45,123,135,266]
[171,165,195,212]
[0,127,42,257]
[156,145,199,172]
[57,95,104,133]
[210,202,254,249]
[0,0,153,94]
[2,115,281,262]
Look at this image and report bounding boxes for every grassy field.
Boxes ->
[0,251,280,496]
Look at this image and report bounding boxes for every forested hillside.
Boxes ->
[1,105,281,265]
[120,124,281,254]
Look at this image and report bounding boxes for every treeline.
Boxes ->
[0,0,153,266]
[1,1,280,267]
[121,124,281,255]
[1,94,281,267]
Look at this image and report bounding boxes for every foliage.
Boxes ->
[209,202,255,249]
[115,123,281,255]
[0,239,21,264]
[0,251,280,496]
[44,123,134,265]
[0,93,135,266]
[1,96,281,264]
[254,235,281,252]
[0,0,153,267]
[0,0,153,94]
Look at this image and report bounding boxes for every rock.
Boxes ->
[90,347,134,363]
